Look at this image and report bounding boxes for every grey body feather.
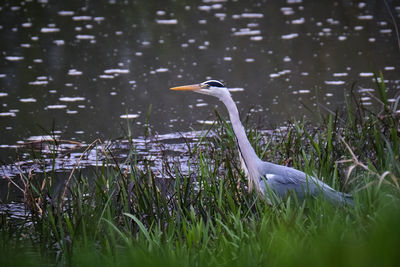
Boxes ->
[258,162,354,205]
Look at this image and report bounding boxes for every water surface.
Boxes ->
[1,0,399,163]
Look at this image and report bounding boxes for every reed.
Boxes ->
[1,75,399,267]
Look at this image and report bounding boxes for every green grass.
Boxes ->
[1,75,399,267]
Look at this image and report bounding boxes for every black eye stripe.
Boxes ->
[203,80,225,88]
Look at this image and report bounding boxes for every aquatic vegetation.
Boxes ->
[0,76,399,267]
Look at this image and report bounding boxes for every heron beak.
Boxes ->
[170,84,202,91]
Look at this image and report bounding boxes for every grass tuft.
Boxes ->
[1,74,399,266]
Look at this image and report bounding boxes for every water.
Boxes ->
[0,131,209,180]
[1,0,400,173]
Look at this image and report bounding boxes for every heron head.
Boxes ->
[170,80,229,99]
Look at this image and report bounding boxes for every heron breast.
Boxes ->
[239,151,250,178]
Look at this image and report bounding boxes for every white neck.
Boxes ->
[218,92,262,191]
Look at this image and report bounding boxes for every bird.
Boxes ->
[170,80,354,206]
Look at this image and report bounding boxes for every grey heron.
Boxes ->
[170,80,353,206]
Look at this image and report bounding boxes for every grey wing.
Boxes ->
[259,173,311,203]
[260,167,353,205]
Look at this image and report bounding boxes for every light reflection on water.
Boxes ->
[0,130,216,181]
[0,0,399,163]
